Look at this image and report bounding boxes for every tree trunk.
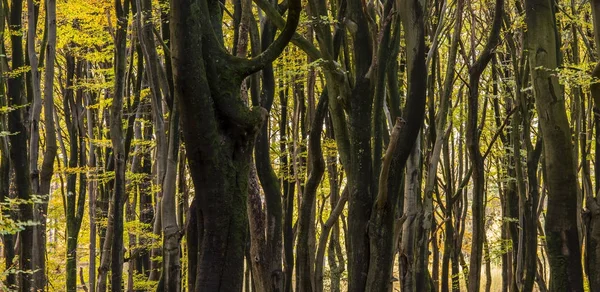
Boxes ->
[586,0,600,289]
[279,79,295,292]
[7,0,34,290]
[170,0,300,289]
[399,135,424,292]
[254,14,286,292]
[465,0,503,289]
[109,1,130,290]
[296,93,327,292]
[160,100,181,290]
[0,14,16,286]
[366,0,427,288]
[87,89,97,292]
[26,0,48,287]
[524,0,584,290]
[63,55,88,292]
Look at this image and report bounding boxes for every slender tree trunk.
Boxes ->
[107,1,130,290]
[0,18,16,287]
[465,1,503,290]
[160,99,181,290]
[26,0,48,287]
[586,0,600,289]
[63,55,88,292]
[133,0,169,281]
[86,66,98,292]
[279,79,295,292]
[326,119,345,292]
[253,8,285,289]
[6,0,34,290]
[296,93,327,292]
[315,188,348,292]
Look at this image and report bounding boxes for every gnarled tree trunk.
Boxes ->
[170,0,300,289]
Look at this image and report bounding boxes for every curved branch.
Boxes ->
[314,188,348,292]
[468,0,504,78]
[239,0,302,75]
[253,0,321,59]
[375,117,405,209]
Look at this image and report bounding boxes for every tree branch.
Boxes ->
[375,117,405,209]
[239,0,302,75]
[253,0,321,59]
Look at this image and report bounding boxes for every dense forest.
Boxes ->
[0,0,599,290]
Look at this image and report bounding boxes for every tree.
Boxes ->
[466,0,503,290]
[170,0,300,288]
[0,0,599,290]
[6,0,35,290]
[586,0,600,288]
[524,0,584,289]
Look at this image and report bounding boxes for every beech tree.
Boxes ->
[0,0,599,291]
[525,0,584,289]
[169,0,300,288]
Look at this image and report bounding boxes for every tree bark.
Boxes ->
[7,0,34,290]
[107,1,129,290]
[0,4,15,286]
[296,93,327,292]
[160,99,181,290]
[367,0,428,289]
[170,0,300,288]
[586,0,600,289]
[524,0,584,289]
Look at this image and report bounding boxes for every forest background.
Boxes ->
[0,0,597,291]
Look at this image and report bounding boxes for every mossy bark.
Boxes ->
[170,0,299,289]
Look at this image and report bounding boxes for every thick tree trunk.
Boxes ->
[344,0,374,290]
[170,0,299,289]
[399,135,425,292]
[366,0,427,289]
[525,0,584,290]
